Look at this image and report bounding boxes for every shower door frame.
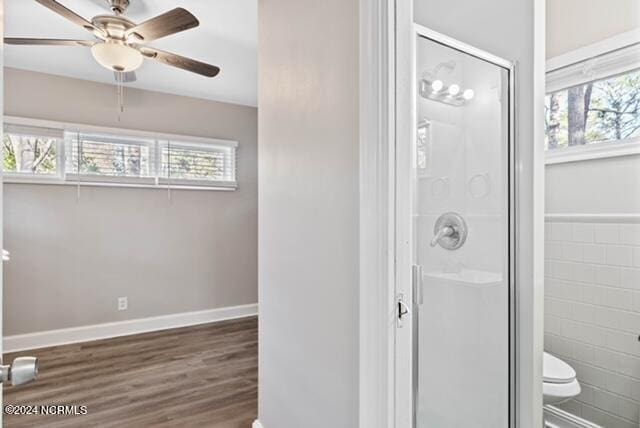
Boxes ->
[394,24,517,428]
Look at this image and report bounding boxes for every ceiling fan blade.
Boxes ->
[136,46,220,78]
[4,37,95,47]
[35,0,106,38]
[113,71,137,83]
[125,8,199,43]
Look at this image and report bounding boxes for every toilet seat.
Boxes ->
[543,352,581,405]
[543,352,576,384]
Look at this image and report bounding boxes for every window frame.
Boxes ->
[64,132,158,185]
[3,116,239,191]
[157,140,237,188]
[545,30,640,164]
[2,124,66,181]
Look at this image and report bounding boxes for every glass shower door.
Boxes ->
[412,28,514,427]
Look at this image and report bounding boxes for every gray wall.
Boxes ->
[545,0,640,216]
[3,67,258,336]
[414,0,544,427]
[257,0,359,427]
[546,156,640,214]
[546,0,640,58]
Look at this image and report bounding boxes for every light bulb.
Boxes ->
[463,89,475,100]
[448,84,460,96]
[91,42,144,72]
[431,80,444,92]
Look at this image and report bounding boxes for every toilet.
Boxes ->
[543,352,581,405]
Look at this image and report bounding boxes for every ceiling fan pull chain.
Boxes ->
[116,71,119,120]
[120,80,125,115]
[76,132,82,202]
[115,71,125,121]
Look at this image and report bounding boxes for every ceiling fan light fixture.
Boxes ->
[91,42,143,72]
[9,2,219,78]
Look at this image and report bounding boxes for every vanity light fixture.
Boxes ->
[419,79,475,106]
[463,89,475,100]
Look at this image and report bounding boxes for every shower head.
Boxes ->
[434,60,456,75]
[423,60,456,81]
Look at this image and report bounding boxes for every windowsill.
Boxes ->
[545,137,640,165]
[3,176,237,192]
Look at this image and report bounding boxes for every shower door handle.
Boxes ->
[412,265,424,305]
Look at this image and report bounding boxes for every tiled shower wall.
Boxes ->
[544,219,640,428]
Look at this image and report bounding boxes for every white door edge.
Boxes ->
[358,0,396,427]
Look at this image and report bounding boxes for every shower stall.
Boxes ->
[395,25,516,427]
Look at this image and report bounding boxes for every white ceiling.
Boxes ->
[4,0,257,106]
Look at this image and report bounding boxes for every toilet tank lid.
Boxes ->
[543,352,576,384]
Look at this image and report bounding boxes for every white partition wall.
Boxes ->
[257,0,359,427]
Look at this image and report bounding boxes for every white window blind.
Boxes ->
[3,118,238,190]
[5,124,64,140]
[159,141,237,187]
[65,132,156,184]
[546,43,640,93]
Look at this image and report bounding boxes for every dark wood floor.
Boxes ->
[3,317,257,428]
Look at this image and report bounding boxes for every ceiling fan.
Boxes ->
[5,0,221,82]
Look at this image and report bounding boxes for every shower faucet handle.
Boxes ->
[430,212,468,250]
[430,226,455,247]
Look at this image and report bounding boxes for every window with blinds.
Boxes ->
[65,133,156,184]
[3,120,238,190]
[159,141,236,187]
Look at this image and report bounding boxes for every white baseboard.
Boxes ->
[4,303,258,353]
[252,420,263,428]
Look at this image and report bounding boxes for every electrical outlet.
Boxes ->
[117,297,128,311]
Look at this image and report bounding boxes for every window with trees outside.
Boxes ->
[3,120,238,190]
[66,133,154,181]
[159,141,236,184]
[4,124,62,176]
[545,69,640,149]
[545,42,640,161]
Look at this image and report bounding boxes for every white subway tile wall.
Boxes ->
[545,221,640,428]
